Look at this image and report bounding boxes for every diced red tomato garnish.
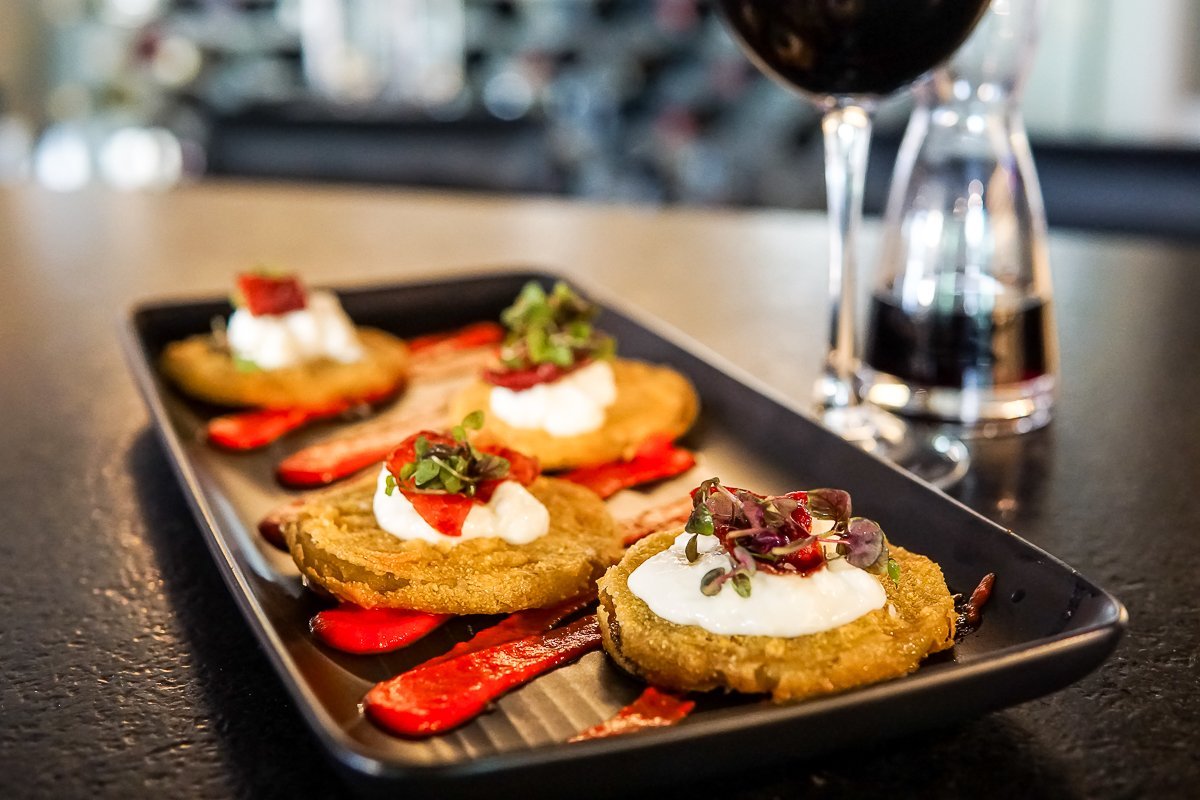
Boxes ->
[236,272,307,316]
[482,359,588,390]
[382,431,540,536]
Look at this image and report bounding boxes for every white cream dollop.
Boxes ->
[226,290,364,370]
[626,528,887,638]
[488,360,617,437]
[371,465,550,546]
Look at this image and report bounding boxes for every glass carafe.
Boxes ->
[861,0,1057,436]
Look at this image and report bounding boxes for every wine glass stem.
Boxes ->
[818,103,873,412]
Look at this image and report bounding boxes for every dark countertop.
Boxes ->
[1,183,1196,798]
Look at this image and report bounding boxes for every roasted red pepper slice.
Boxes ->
[383,431,540,536]
[364,615,601,737]
[275,409,448,488]
[423,594,592,668]
[207,386,399,451]
[618,496,695,548]
[407,321,504,354]
[561,435,695,499]
[569,687,695,742]
[309,605,451,655]
[208,406,332,450]
[236,272,307,316]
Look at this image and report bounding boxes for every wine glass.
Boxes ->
[716,0,991,487]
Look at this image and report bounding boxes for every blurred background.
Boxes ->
[1,0,1197,238]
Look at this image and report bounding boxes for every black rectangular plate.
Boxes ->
[121,269,1125,796]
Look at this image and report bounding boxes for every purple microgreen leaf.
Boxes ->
[732,545,757,576]
[738,491,766,529]
[841,517,889,572]
[747,529,789,553]
[807,488,852,526]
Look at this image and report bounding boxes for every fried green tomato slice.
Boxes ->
[160,327,409,409]
[283,474,622,614]
[448,358,699,471]
[596,531,956,702]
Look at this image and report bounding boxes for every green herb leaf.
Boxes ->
[384,474,397,496]
[496,280,616,370]
[700,568,726,597]
[413,459,440,485]
[685,534,700,564]
[685,503,715,536]
[887,557,901,585]
[232,355,259,373]
[731,571,752,598]
[386,412,512,497]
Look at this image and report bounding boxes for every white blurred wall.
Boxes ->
[1025,0,1200,143]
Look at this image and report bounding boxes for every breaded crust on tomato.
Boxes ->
[282,474,621,614]
[448,358,699,471]
[596,531,956,702]
[160,327,409,409]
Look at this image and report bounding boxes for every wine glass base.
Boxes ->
[822,404,970,490]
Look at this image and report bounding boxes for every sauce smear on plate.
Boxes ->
[569,687,695,741]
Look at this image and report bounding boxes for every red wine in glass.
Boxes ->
[716,0,992,98]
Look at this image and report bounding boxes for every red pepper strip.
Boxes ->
[208,406,333,450]
[208,385,399,451]
[407,321,504,354]
[560,435,696,500]
[423,594,593,668]
[569,687,695,742]
[365,615,602,737]
[617,495,695,548]
[310,605,451,655]
[274,408,449,488]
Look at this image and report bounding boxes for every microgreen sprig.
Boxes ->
[682,478,899,597]
[497,281,615,370]
[385,411,509,497]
